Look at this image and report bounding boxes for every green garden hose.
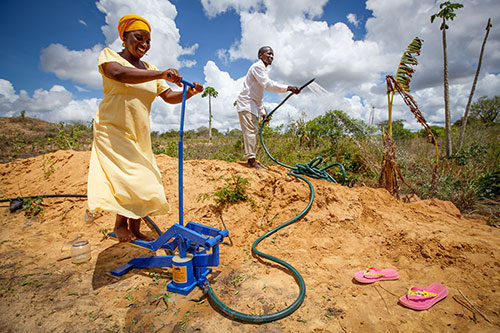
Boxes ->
[206,79,345,323]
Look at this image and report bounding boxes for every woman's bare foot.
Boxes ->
[129,218,154,241]
[114,215,134,242]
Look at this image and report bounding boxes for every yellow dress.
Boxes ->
[87,48,171,218]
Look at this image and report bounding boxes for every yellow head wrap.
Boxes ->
[118,14,151,40]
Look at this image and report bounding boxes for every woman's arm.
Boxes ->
[101,62,182,86]
[159,81,204,104]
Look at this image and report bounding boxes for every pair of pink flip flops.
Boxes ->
[354,267,448,310]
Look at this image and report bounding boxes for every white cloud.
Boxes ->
[0,79,19,104]
[40,44,103,89]
[347,13,359,27]
[0,79,99,123]
[150,60,243,133]
[200,0,327,19]
[79,19,87,27]
[205,0,500,131]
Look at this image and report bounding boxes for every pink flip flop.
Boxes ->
[399,283,448,310]
[353,267,399,284]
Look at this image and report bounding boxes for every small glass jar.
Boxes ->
[71,240,91,264]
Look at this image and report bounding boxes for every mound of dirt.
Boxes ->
[0,150,498,332]
[0,117,59,163]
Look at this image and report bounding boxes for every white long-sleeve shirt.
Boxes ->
[236,59,288,117]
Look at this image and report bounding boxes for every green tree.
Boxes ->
[201,86,219,143]
[470,96,500,123]
[379,120,415,141]
[458,18,492,150]
[431,1,464,158]
[302,110,371,146]
[418,125,445,139]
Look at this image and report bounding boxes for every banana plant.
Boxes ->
[382,37,440,196]
[387,37,439,164]
[381,37,426,196]
[386,37,423,137]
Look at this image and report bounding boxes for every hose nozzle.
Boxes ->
[300,78,315,91]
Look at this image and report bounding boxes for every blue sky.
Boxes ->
[1,1,105,95]
[1,0,499,132]
[1,0,372,97]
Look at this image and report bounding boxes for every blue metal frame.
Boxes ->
[109,80,228,295]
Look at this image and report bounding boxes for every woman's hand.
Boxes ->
[163,68,182,87]
[190,81,204,95]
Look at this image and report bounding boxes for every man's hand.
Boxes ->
[287,86,300,94]
[163,68,182,87]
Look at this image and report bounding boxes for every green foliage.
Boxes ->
[47,121,86,150]
[212,175,251,205]
[379,120,416,141]
[42,155,55,177]
[418,125,445,139]
[196,126,209,137]
[296,110,372,147]
[22,197,44,217]
[152,139,178,157]
[99,228,109,241]
[201,86,219,99]
[20,110,26,118]
[430,1,464,30]
[395,37,423,92]
[226,128,242,137]
[451,143,487,166]
[477,169,500,199]
[470,96,500,123]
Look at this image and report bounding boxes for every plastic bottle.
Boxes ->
[71,240,91,263]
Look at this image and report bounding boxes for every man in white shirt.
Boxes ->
[236,46,300,170]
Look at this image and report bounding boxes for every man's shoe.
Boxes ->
[248,158,267,171]
[254,162,267,171]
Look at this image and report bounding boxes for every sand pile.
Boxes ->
[0,150,498,332]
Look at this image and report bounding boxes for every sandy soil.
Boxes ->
[0,150,498,332]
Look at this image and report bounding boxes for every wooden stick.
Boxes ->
[373,285,390,314]
[458,289,491,323]
[452,295,474,313]
[453,295,477,323]
[378,284,398,297]
[337,319,347,333]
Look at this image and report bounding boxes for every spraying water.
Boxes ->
[305,81,332,97]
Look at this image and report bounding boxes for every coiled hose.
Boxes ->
[206,79,345,323]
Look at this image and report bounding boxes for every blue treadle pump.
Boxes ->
[108,80,229,295]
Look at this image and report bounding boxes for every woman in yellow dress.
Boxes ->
[87,14,203,242]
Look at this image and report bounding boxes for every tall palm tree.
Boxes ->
[458,18,492,151]
[431,1,463,158]
[201,86,219,143]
